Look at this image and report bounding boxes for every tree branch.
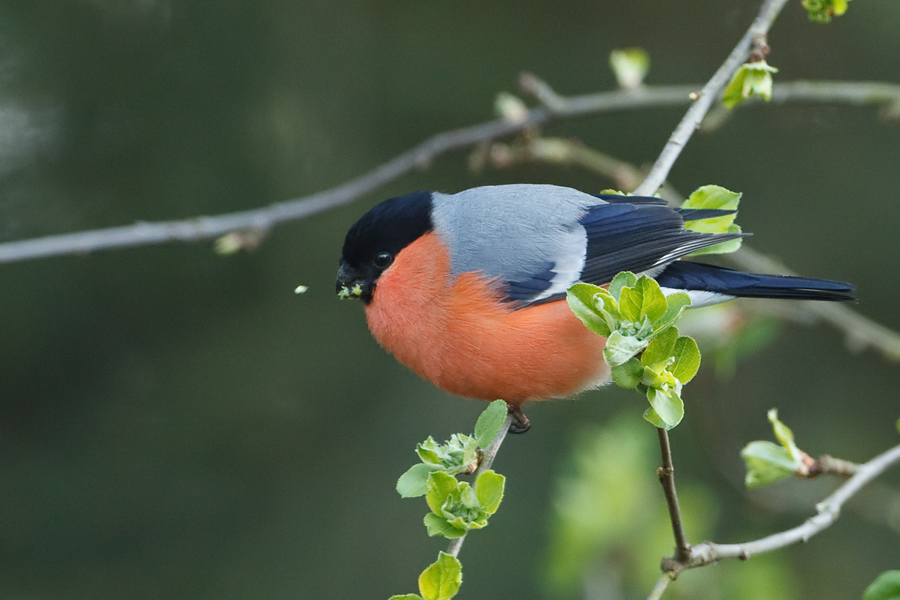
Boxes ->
[445,412,515,558]
[661,443,900,577]
[634,0,789,195]
[1,76,898,263]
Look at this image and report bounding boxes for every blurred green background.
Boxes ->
[0,1,898,598]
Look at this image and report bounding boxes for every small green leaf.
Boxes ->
[609,272,637,301]
[722,61,779,109]
[689,223,744,256]
[619,286,643,322]
[682,185,741,231]
[657,292,692,330]
[418,552,463,600]
[475,470,505,515]
[896,418,900,435]
[389,594,423,600]
[863,570,900,600]
[567,284,612,337]
[741,440,800,487]
[603,332,649,367]
[670,336,701,384]
[638,276,667,322]
[611,358,644,388]
[423,513,467,538]
[397,463,434,498]
[646,387,684,430]
[416,439,444,468]
[642,407,668,429]
[641,326,679,367]
[426,472,459,515]
[609,48,650,90]
[475,400,507,448]
[767,408,802,462]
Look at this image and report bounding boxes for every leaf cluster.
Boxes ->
[568,273,699,430]
[802,0,853,23]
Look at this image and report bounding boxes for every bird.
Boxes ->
[336,184,854,431]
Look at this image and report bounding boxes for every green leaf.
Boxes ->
[609,48,650,90]
[767,408,802,462]
[682,185,741,231]
[618,286,643,323]
[638,276,667,322]
[740,440,800,487]
[426,472,460,515]
[389,594,423,600]
[609,272,637,302]
[863,571,900,600]
[646,387,684,430]
[475,470,505,515]
[641,326,679,367]
[603,332,649,367]
[397,463,434,498]
[896,417,900,435]
[423,513,467,538]
[611,358,644,388]
[416,438,444,468]
[722,61,779,109]
[567,284,613,337]
[670,336,701,384]
[474,400,507,448]
[642,407,668,429]
[656,292,692,330]
[418,552,463,600]
[689,223,744,256]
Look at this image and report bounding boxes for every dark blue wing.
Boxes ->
[577,203,746,286]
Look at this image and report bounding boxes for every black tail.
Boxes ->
[656,261,855,302]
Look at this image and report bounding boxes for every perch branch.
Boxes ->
[445,412,515,558]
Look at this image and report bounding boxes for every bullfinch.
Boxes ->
[336,184,853,430]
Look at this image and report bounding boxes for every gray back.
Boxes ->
[430,184,596,288]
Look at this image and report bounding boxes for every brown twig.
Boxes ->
[656,428,691,563]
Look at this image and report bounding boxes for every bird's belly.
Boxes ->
[364,233,610,404]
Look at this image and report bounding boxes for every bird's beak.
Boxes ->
[336,262,373,302]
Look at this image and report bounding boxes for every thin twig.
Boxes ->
[445,412,515,558]
[2,76,899,263]
[657,428,691,562]
[661,443,900,576]
[634,0,790,196]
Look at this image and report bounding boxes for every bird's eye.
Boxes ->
[373,252,393,269]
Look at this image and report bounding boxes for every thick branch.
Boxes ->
[445,412,514,558]
[1,76,899,263]
[634,0,790,195]
[662,443,900,575]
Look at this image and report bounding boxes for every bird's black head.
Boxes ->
[337,191,434,303]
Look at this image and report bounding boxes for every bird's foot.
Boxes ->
[507,404,531,434]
